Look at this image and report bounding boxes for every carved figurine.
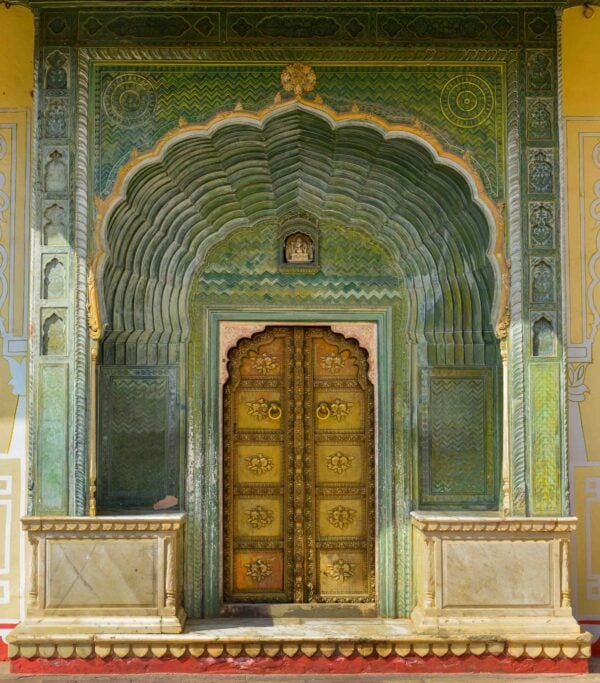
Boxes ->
[285,232,314,263]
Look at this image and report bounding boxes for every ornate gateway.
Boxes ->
[223,327,375,606]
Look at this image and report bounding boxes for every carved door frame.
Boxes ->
[187,307,397,619]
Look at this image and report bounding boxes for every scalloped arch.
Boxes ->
[93,99,507,352]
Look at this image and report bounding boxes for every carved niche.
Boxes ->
[45,50,68,90]
[532,316,555,357]
[42,311,67,356]
[44,149,68,193]
[528,149,553,194]
[279,212,319,272]
[531,258,554,305]
[45,101,67,138]
[529,202,554,248]
[43,202,68,246]
[43,258,67,299]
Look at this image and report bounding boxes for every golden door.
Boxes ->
[223,326,375,605]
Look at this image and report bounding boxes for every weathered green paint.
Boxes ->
[36,364,69,514]
[529,363,562,515]
[419,367,499,509]
[28,0,567,628]
[98,366,181,512]
[189,220,405,618]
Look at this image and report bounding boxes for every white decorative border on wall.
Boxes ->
[564,117,600,637]
[0,109,30,625]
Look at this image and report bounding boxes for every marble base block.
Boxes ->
[14,515,187,635]
[411,512,589,642]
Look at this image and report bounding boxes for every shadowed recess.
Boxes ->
[99,107,497,363]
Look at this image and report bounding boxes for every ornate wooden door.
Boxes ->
[223,326,375,605]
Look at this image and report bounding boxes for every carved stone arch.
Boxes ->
[93,100,507,363]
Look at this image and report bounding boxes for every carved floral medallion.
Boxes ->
[330,398,352,421]
[320,351,346,374]
[327,505,357,529]
[246,397,269,420]
[252,352,279,375]
[323,558,356,582]
[246,505,275,529]
[326,451,354,474]
[245,558,273,583]
[245,452,274,475]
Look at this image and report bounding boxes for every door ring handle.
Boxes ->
[268,403,282,420]
[316,402,331,420]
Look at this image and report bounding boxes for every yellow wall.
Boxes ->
[563,5,600,636]
[0,0,599,644]
[0,3,33,634]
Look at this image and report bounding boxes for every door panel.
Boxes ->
[224,326,374,606]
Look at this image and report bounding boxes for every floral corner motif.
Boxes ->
[252,352,279,375]
[320,351,346,374]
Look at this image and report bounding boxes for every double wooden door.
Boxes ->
[223,326,375,605]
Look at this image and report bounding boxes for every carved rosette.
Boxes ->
[281,63,317,97]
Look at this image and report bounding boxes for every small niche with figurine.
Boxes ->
[279,213,320,273]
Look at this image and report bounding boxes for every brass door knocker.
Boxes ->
[316,402,331,420]
[268,402,282,420]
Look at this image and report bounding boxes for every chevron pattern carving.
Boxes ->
[94,64,503,200]
[420,368,498,508]
[99,367,180,511]
[530,364,561,515]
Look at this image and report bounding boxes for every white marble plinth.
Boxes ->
[19,515,186,634]
[411,513,585,638]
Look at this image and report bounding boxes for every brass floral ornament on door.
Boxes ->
[245,558,273,583]
[246,505,275,529]
[317,398,353,421]
[246,397,269,420]
[326,451,354,474]
[246,398,282,421]
[324,558,356,582]
[327,505,357,530]
[245,453,274,475]
[320,351,346,374]
[252,352,279,375]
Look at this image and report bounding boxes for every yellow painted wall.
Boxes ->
[563,5,600,636]
[0,3,33,632]
[0,0,599,645]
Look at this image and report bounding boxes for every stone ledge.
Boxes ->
[7,619,593,660]
[410,513,578,533]
[22,515,186,533]
[7,637,592,660]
